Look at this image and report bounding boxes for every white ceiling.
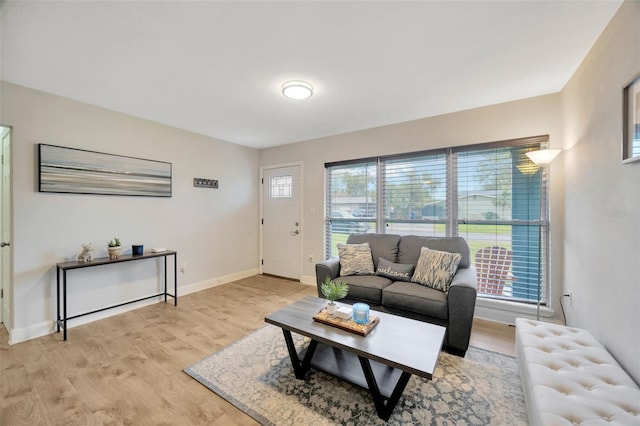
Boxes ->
[1,1,623,149]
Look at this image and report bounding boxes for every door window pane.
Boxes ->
[270,175,292,198]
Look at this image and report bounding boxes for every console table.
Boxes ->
[56,250,177,340]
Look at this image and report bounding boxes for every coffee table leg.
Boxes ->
[282,329,318,379]
[358,356,412,421]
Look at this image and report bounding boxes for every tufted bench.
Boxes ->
[515,318,640,425]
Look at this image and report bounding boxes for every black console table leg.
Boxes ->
[63,269,68,341]
[163,256,167,303]
[358,356,412,421]
[173,254,177,306]
[56,267,60,333]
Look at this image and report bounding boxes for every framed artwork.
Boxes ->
[38,144,172,197]
[623,73,640,164]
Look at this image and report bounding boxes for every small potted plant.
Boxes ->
[320,277,349,315]
[108,237,121,260]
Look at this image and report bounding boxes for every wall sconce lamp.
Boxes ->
[525,149,562,166]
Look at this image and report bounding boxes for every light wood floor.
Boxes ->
[0,275,515,425]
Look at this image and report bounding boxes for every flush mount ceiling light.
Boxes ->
[282,80,313,100]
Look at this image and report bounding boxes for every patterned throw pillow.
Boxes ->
[375,258,414,282]
[338,243,374,276]
[411,246,462,292]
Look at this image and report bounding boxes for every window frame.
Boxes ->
[324,135,551,307]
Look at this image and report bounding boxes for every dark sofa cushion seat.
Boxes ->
[346,233,401,269]
[338,274,392,305]
[382,281,449,320]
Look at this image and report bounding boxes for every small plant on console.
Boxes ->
[108,237,122,260]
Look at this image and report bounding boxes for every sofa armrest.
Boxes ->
[446,266,478,355]
[315,257,341,297]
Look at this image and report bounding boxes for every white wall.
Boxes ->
[1,82,260,343]
[259,94,565,323]
[561,0,640,383]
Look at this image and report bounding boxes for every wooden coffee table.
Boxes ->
[264,296,446,420]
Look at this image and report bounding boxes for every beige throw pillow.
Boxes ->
[411,246,462,292]
[338,243,374,276]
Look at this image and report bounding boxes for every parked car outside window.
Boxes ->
[331,211,369,234]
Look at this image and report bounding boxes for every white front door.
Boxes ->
[1,127,11,326]
[262,165,301,280]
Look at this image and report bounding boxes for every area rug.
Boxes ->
[184,325,526,425]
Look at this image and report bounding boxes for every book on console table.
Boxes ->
[313,308,380,336]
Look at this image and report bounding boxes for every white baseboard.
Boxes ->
[8,267,260,345]
[300,275,316,286]
[9,320,54,345]
[474,297,555,325]
[179,267,259,295]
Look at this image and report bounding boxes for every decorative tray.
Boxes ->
[313,308,380,336]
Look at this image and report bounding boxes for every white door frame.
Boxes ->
[0,125,12,331]
[260,162,304,280]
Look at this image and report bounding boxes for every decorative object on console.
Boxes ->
[320,277,349,315]
[151,247,167,253]
[107,237,121,260]
[352,302,370,324]
[77,243,93,262]
[132,244,144,256]
[38,144,172,197]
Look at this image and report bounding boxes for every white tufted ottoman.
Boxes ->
[515,318,640,425]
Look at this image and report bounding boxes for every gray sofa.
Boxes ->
[315,233,477,356]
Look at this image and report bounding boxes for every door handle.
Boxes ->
[290,230,299,236]
[0,242,9,247]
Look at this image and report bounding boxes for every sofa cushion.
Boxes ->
[338,275,392,305]
[382,281,448,320]
[347,233,401,268]
[397,235,470,268]
[411,247,462,292]
[338,243,374,276]
[375,258,414,282]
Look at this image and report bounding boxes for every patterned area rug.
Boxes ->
[184,325,526,425]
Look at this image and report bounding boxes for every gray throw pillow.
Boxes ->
[338,243,375,276]
[411,246,462,292]
[375,258,414,282]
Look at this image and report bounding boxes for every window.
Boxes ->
[383,152,448,237]
[270,175,292,198]
[325,160,377,257]
[325,135,550,307]
[455,143,545,303]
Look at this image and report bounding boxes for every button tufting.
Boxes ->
[515,318,640,426]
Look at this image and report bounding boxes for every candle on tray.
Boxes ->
[352,303,370,324]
